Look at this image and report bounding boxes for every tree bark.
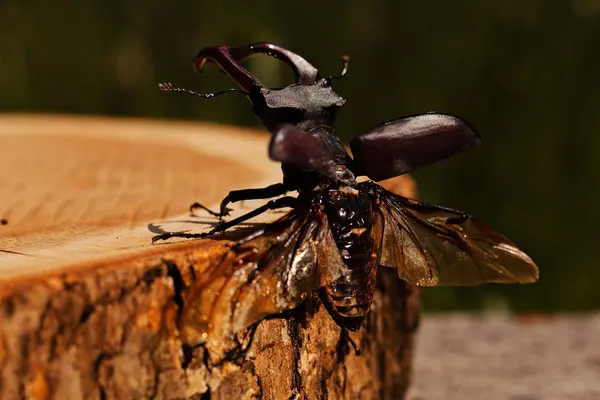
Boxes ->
[0,245,420,399]
[0,115,420,399]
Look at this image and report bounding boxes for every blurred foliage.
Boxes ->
[1,0,599,311]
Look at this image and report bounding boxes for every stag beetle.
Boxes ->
[154,43,538,345]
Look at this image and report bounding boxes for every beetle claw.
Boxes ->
[217,207,234,221]
[151,232,179,244]
[151,231,207,244]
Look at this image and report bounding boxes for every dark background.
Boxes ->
[1,1,598,312]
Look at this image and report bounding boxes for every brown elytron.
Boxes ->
[156,43,539,346]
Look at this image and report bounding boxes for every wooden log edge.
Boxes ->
[0,237,420,399]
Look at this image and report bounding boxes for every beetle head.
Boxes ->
[192,43,346,132]
[251,80,346,132]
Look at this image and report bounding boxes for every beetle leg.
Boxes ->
[153,196,296,243]
[151,231,208,243]
[203,195,296,236]
[190,183,287,220]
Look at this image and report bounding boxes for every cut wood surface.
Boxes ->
[0,114,279,280]
[0,115,420,399]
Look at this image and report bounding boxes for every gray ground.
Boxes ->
[407,314,600,400]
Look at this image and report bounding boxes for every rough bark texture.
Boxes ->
[0,243,420,399]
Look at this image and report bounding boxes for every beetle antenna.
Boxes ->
[328,55,350,81]
[158,82,248,98]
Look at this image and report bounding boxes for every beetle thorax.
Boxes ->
[250,82,345,131]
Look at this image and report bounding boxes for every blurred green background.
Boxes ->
[1,1,598,312]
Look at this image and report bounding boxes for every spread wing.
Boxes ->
[364,181,539,286]
[350,113,480,181]
[179,203,349,347]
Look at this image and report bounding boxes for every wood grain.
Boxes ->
[0,115,419,399]
[0,114,282,280]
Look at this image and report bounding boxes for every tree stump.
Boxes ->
[0,115,420,399]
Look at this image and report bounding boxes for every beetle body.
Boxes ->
[156,43,538,345]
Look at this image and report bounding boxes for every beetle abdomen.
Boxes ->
[322,184,377,330]
[323,260,377,330]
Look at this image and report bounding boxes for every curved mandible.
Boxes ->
[232,43,319,85]
[193,46,263,93]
